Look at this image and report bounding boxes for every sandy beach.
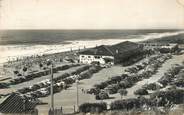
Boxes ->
[0,30,183,80]
[0,31,183,65]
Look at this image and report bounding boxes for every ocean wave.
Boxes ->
[0,31,183,64]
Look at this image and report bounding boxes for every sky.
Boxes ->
[0,0,184,29]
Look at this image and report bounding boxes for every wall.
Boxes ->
[79,54,114,65]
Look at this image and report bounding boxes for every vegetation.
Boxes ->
[158,64,184,88]
[150,89,184,106]
[79,102,107,113]
[134,88,148,96]
[96,91,109,100]
[110,98,143,110]
[142,83,162,90]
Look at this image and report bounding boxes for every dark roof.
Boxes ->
[0,93,39,113]
[79,41,140,56]
[110,41,140,54]
[79,45,114,56]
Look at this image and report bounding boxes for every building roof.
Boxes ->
[0,93,39,113]
[110,41,140,55]
[79,45,114,56]
[79,41,140,56]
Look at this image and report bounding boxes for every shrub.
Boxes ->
[94,82,108,89]
[110,76,122,83]
[110,98,141,110]
[96,91,109,100]
[134,88,148,95]
[72,65,91,75]
[79,102,107,113]
[63,77,75,84]
[105,84,120,94]
[55,73,70,81]
[79,71,92,80]
[61,65,70,70]
[142,83,161,90]
[118,80,133,89]
[150,89,184,106]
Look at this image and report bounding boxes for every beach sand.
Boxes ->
[0,31,183,79]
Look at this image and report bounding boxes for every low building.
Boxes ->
[79,41,143,65]
[0,93,39,114]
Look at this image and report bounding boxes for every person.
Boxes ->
[60,106,63,113]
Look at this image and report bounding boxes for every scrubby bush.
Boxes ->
[105,84,120,94]
[118,80,133,89]
[79,102,107,113]
[74,65,91,74]
[63,77,75,84]
[142,83,161,90]
[110,97,155,111]
[150,89,184,106]
[60,65,70,70]
[110,76,122,83]
[134,88,148,95]
[79,71,92,80]
[110,98,141,110]
[54,73,70,81]
[96,91,109,100]
[78,66,102,80]
[88,66,101,73]
[94,82,108,89]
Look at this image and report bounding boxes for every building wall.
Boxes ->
[79,54,114,64]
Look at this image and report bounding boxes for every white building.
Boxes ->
[79,45,114,65]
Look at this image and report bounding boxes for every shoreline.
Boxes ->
[0,31,184,78]
[0,31,183,65]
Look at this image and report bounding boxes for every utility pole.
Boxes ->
[50,64,54,113]
[76,78,79,112]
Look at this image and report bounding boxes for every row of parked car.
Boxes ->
[16,65,90,94]
[125,54,172,74]
[87,54,172,96]
[16,65,102,98]
[7,64,80,86]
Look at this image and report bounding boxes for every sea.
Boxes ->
[0,29,184,64]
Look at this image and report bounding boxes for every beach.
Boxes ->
[0,30,184,79]
[0,31,183,64]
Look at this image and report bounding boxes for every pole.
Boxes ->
[50,64,54,113]
[76,79,79,111]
